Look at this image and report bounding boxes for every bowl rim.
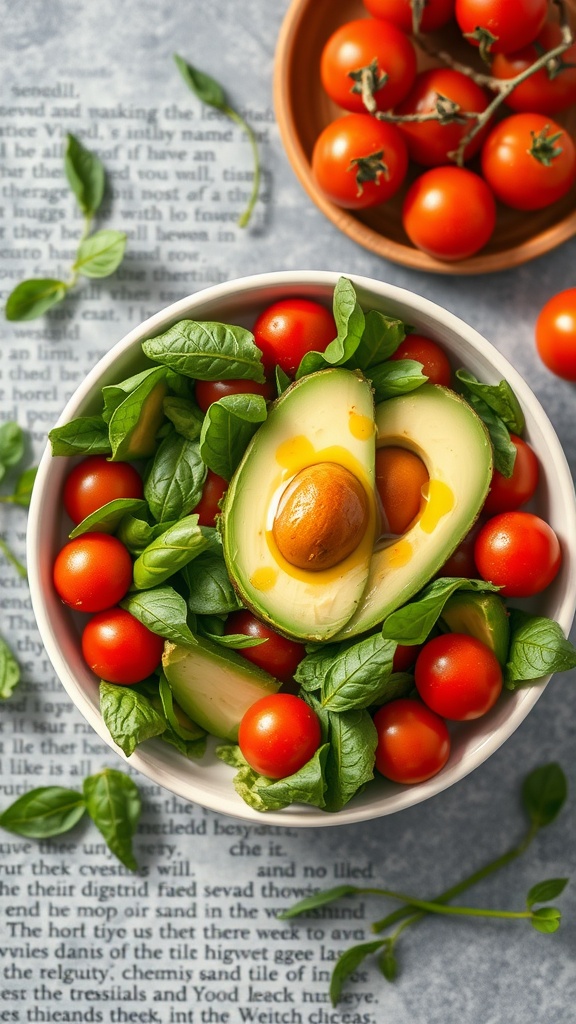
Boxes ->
[273,0,576,275]
[27,270,576,826]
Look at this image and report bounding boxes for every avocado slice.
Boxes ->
[439,592,510,666]
[220,368,377,643]
[334,385,493,640]
[162,637,280,741]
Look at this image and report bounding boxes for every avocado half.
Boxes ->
[220,368,377,643]
[333,385,493,640]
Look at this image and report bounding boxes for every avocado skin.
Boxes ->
[439,592,510,666]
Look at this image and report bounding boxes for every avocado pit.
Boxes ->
[272,462,369,571]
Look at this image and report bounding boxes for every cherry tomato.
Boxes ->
[363,0,456,33]
[535,288,576,381]
[224,610,306,684]
[392,643,422,673]
[483,435,539,515]
[395,68,491,167]
[438,521,482,578]
[415,633,503,721]
[195,378,275,414]
[455,0,548,54]
[474,511,562,597]
[492,22,576,115]
[192,470,228,527]
[376,446,428,535]
[63,456,143,525]
[312,114,409,212]
[373,699,450,784]
[320,18,417,113]
[402,166,496,261]
[53,533,133,613]
[253,298,336,377]
[238,694,322,779]
[81,607,164,685]
[481,113,576,212]
[390,334,452,386]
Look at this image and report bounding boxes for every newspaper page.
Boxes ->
[2,2,576,1023]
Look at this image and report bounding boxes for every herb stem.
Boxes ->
[0,539,27,578]
[225,105,260,228]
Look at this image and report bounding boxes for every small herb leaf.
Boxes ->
[530,906,562,934]
[526,878,568,908]
[65,133,106,217]
[121,586,197,647]
[506,611,576,686]
[74,229,127,279]
[5,279,68,321]
[142,320,265,383]
[0,637,20,699]
[522,762,567,829]
[100,681,167,757]
[174,54,226,111]
[199,393,267,480]
[0,787,86,838]
[83,768,141,871]
[330,941,387,1006]
[49,416,112,456]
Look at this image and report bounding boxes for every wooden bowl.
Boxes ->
[274,0,576,274]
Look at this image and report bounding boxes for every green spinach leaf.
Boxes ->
[199,393,267,480]
[83,768,141,871]
[142,320,266,382]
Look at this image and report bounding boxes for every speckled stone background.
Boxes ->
[1,2,575,1022]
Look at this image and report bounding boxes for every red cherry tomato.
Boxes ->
[373,699,450,784]
[402,166,496,261]
[81,607,164,685]
[481,113,576,212]
[535,288,576,382]
[415,633,503,721]
[483,435,539,515]
[253,298,336,378]
[320,18,417,113]
[455,0,548,54]
[439,521,482,578]
[363,0,456,33]
[474,511,562,597]
[390,334,452,386]
[392,643,422,673]
[312,114,409,212]
[395,68,491,167]
[63,456,143,525]
[53,533,133,613]
[238,694,322,779]
[224,610,306,684]
[195,378,275,414]
[192,470,228,527]
[492,22,576,115]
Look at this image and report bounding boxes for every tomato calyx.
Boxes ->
[348,148,390,195]
[464,26,499,64]
[348,59,389,114]
[529,124,565,166]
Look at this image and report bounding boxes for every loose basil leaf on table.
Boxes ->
[64,132,106,217]
[522,762,567,828]
[199,392,267,480]
[0,466,38,507]
[0,638,20,699]
[0,787,86,838]
[83,768,141,872]
[5,278,69,322]
[142,320,266,382]
[73,229,127,279]
[144,431,207,523]
[0,422,25,479]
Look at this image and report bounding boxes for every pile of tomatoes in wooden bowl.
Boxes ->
[274,0,576,273]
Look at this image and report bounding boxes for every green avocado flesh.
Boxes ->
[162,637,280,742]
[439,592,510,666]
[220,368,377,643]
[333,385,493,640]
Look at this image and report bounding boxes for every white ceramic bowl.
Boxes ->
[27,271,576,826]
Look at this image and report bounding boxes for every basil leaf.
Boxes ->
[456,379,517,477]
[331,941,388,1006]
[522,762,567,828]
[144,432,207,523]
[322,707,377,812]
[220,744,329,812]
[0,637,20,699]
[295,278,364,378]
[348,309,407,371]
[83,768,141,871]
[0,787,86,838]
[117,513,155,556]
[0,422,25,476]
[121,585,197,647]
[64,132,105,217]
[163,395,204,440]
[294,642,345,693]
[199,393,267,480]
[174,54,227,111]
[105,366,168,461]
[0,466,38,507]
[505,611,576,687]
[456,369,525,435]
[132,515,210,590]
[49,415,112,456]
[382,577,500,646]
[369,359,427,401]
[5,278,68,321]
[275,365,291,395]
[73,229,127,279]
[142,320,266,383]
[321,634,397,711]
[379,940,399,983]
[202,632,267,650]
[99,681,167,757]
[526,878,568,908]
[531,906,562,934]
[69,498,147,539]
[183,550,242,615]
